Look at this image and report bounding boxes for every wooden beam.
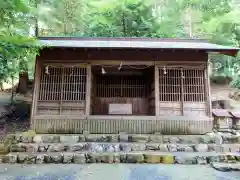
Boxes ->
[155,65,160,116]
[90,60,154,66]
[85,64,92,116]
[30,57,41,129]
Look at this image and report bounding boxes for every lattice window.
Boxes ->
[96,75,147,98]
[159,69,181,101]
[37,66,87,115]
[159,68,205,102]
[183,69,205,102]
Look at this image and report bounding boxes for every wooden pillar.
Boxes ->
[206,62,212,116]
[180,68,184,115]
[85,64,92,116]
[155,65,160,116]
[204,62,212,116]
[30,57,41,129]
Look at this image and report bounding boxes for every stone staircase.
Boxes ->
[1,132,240,166]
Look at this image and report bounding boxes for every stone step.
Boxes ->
[7,132,240,144]
[211,162,240,171]
[1,151,240,164]
[8,142,240,153]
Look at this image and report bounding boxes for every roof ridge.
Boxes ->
[38,37,208,43]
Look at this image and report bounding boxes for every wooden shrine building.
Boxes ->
[30,37,239,134]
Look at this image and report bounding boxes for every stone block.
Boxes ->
[236,155,240,161]
[60,136,79,143]
[86,143,104,153]
[230,163,240,171]
[168,136,180,144]
[225,155,237,163]
[221,144,240,152]
[20,136,33,143]
[106,135,119,142]
[194,144,209,152]
[103,144,120,152]
[177,145,194,152]
[167,144,178,152]
[145,144,160,151]
[3,153,17,163]
[85,134,107,142]
[174,155,197,164]
[18,154,36,164]
[113,153,121,163]
[207,155,220,163]
[221,133,238,143]
[196,156,208,165]
[5,134,17,145]
[119,143,132,152]
[62,153,74,163]
[36,154,45,164]
[149,135,162,143]
[21,130,36,143]
[128,135,149,143]
[126,153,144,163]
[160,154,174,164]
[42,135,60,143]
[48,153,63,163]
[33,135,43,143]
[131,144,146,151]
[9,144,26,152]
[118,133,128,142]
[38,144,50,152]
[119,153,127,163]
[159,144,169,152]
[78,135,86,142]
[19,143,38,153]
[48,144,69,152]
[144,154,161,163]
[0,144,8,153]
[70,143,86,152]
[211,162,231,172]
[199,135,215,144]
[73,153,86,164]
[86,152,103,163]
[178,136,200,144]
[101,153,114,163]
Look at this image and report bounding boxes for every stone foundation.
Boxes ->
[2,152,240,165]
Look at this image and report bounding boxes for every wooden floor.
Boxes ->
[31,115,213,134]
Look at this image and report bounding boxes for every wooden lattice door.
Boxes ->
[37,65,87,115]
[158,67,206,116]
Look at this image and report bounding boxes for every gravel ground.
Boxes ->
[0,164,239,180]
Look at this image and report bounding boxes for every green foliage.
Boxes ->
[0,0,41,83]
[231,75,240,89]
[1,0,240,85]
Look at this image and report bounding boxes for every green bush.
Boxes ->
[210,75,232,85]
[230,75,240,89]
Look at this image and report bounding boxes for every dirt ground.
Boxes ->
[211,84,240,108]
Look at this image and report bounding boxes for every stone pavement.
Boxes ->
[0,164,239,180]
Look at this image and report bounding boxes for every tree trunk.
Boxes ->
[18,72,29,94]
